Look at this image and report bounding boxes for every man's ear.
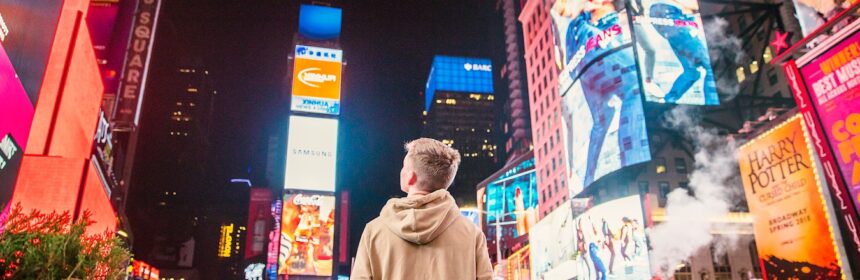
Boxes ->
[408,171,418,186]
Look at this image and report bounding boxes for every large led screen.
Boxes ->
[291,45,342,115]
[792,0,857,37]
[0,0,64,102]
[631,0,718,105]
[284,116,338,192]
[551,0,651,195]
[484,157,537,238]
[298,4,342,40]
[738,115,843,278]
[0,42,33,210]
[531,195,650,279]
[278,194,335,277]
[529,201,577,279]
[799,28,860,219]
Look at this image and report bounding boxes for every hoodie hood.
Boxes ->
[380,189,461,245]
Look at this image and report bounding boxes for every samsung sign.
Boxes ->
[284,116,338,192]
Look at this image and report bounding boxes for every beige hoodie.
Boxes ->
[352,189,493,280]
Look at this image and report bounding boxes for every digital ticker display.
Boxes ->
[631,0,718,105]
[291,45,343,115]
[550,0,651,195]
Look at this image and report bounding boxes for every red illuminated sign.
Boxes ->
[114,0,162,127]
[245,187,272,259]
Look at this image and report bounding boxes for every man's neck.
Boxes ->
[407,188,431,198]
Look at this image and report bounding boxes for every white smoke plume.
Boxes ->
[648,106,745,278]
[704,17,745,99]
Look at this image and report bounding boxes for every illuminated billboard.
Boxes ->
[298,4,342,40]
[291,45,342,115]
[484,157,537,238]
[0,0,63,102]
[219,223,235,258]
[507,245,532,280]
[531,195,650,279]
[245,188,272,259]
[0,42,32,208]
[738,115,843,278]
[114,0,162,126]
[278,194,335,277]
[631,0,718,105]
[551,1,651,194]
[460,209,481,228]
[529,201,576,279]
[266,199,283,279]
[284,116,338,192]
[424,55,494,111]
[792,0,858,37]
[797,27,860,220]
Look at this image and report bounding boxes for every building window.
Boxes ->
[680,182,693,197]
[749,241,763,278]
[763,46,773,63]
[712,244,732,280]
[674,261,693,280]
[675,157,687,174]
[750,60,759,74]
[769,72,778,86]
[655,157,667,174]
[736,66,746,82]
[658,182,670,207]
[638,181,649,196]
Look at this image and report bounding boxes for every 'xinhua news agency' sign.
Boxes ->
[114,0,162,128]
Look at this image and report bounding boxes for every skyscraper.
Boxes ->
[498,0,532,165]
[518,1,568,219]
[422,55,497,206]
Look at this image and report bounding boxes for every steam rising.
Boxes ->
[649,106,744,277]
[704,17,746,100]
[648,17,747,277]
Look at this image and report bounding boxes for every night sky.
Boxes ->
[133,0,506,264]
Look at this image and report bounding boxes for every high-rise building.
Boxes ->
[498,0,532,165]
[126,62,217,271]
[422,55,497,206]
[277,2,346,278]
[516,0,806,278]
[518,1,567,219]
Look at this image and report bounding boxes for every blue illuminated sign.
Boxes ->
[425,55,494,111]
[299,4,342,40]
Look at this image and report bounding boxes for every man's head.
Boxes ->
[400,138,461,194]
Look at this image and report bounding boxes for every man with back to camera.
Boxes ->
[352,138,494,280]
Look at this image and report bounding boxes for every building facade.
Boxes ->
[518,0,568,219]
[422,55,497,206]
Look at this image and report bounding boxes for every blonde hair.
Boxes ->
[404,138,461,191]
